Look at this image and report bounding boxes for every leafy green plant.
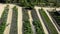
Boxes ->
[0,5,9,34]
[49,11,60,30]
[9,6,18,34]
[39,9,58,34]
[31,9,45,34]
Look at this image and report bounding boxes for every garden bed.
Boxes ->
[0,5,9,34]
[22,8,33,34]
[39,9,58,34]
[49,11,60,31]
[9,6,18,34]
[31,9,45,34]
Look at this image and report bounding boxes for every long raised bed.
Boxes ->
[31,9,45,34]
[9,6,18,34]
[39,9,58,34]
[49,11,60,31]
[0,5,9,34]
[22,8,33,34]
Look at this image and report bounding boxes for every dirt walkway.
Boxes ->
[17,6,22,34]
[0,4,6,18]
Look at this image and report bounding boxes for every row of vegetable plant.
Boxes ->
[0,5,9,34]
[39,9,58,34]
[31,9,45,34]
[49,11,60,31]
[9,6,18,34]
[22,8,33,34]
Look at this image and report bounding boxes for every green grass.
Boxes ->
[39,9,58,34]
[0,5,9,34]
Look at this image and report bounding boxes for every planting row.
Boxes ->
[9,6,18,34]
[31,9,45,34]
[22,8,33,34]
[49,11,60,31]
[0,5,9,34]
[39,9,58,34]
